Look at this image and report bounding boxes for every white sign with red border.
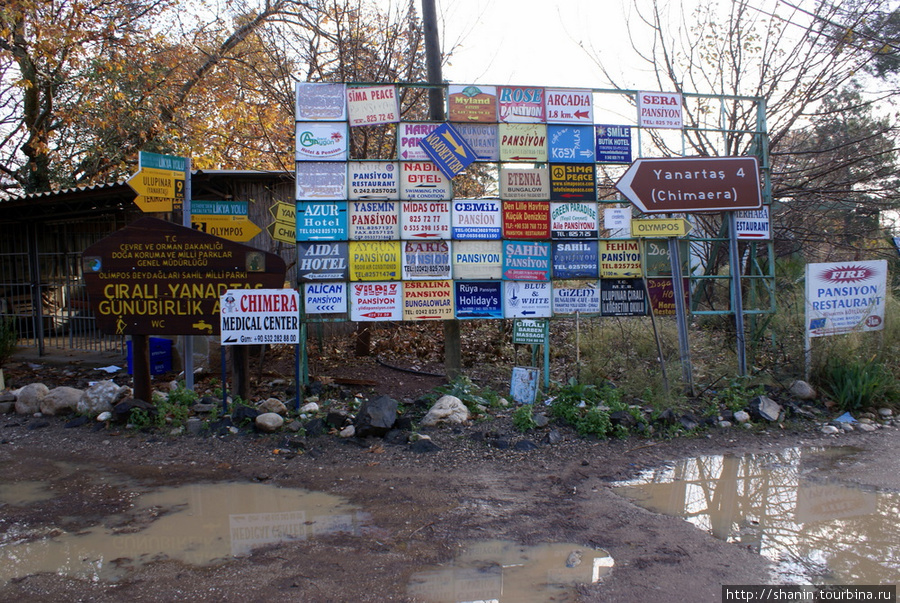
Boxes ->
[350,281,403,321]
[735,207,771,240]
[347,85,400,127]
[220,289,300,345]
[637,91,683,129]
[545,88,593,124]
[805,260,887,338]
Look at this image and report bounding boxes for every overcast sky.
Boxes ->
[431,0,675,89]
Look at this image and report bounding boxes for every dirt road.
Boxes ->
[1,401,897,602]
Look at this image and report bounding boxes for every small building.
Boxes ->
[0,171,294,357]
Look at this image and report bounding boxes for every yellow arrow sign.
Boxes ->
[127,167,185,212]
[191,215,261,242]
[269,202,296,223]
[267,220,296,244]
[631,218,691,238]
[132,195,174,213]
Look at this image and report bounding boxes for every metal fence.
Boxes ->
[0,215,127,355]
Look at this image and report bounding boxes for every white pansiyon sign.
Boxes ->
[805,260,887,338]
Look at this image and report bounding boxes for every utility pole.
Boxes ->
[421,0,461,379]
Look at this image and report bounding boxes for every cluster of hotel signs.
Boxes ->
[291,83,761,322]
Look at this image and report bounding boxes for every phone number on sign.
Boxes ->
[239,333,296,344]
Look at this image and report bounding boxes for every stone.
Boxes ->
[304,417,326,437]
[533,412,550,428]
[410,438,441,453]
[78,381,127,416]
[325,411,351,429]
[840,422,854,432]
[96,411,112,422]
[857,423,877,432]
[610,410,637,429]
[40,386,83,416]
[15,383,49,415]
[339,425,356,438]
[257,398,288,415]
[355,395,398,438]
[300,402,319,414]
[821,425,840,435]
[232,405,259,424]
[64,416,90,428]
[255,412,284,433]
[27,420,50,430]
[191,403,218,414]
[285,420,304,433]
[748,395,782,422]
[112,398,156,423]
[185,417,204,436]
[545,429,564,445]
[717,421,733,428]
[420,395,469,427]
[656,408,678,425]
[734,410,751,424]
[789,380,817,400]
[879,408,893,418]
[383,429,409,446]
[514,440,539,452]
[680,413,700,431]
[0,401,13,414]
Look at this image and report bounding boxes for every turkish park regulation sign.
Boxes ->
[83,217,286,335]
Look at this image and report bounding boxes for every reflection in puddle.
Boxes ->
[1,482,367,584]
[614,447,900,584]
[407,539,614,603]
[0,481,57,506]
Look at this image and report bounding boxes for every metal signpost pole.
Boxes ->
[668,237,694,395]
[182,157,194,390]
[728,212,748,376]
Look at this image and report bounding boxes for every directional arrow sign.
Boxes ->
[420,123,477,180]
[631,218,692,237]
[269,202,296,223]
[191,215,261,242]
[127,167,185,212]
[267,220,296,244]
[615,156,762,214]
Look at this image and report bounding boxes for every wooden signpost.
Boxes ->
[82,217,286,401]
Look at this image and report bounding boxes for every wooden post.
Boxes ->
[131,334,152,403]
[232,345,250,402]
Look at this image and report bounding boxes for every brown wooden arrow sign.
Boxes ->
[615,156,762,214]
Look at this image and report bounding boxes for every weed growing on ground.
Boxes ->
[511,405,537,432]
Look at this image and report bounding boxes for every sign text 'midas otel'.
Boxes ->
[83,217,286,336]
[615,156,762,213]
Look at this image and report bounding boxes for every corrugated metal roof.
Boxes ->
[1,170,292,203]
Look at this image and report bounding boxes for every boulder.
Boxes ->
[748,395,782,422]
[355,395,398,437]
[15,383,49,415]
[789,380,817,400]
[300,401,320,414]
[420,395,469,426]
[255,412,284,433]
[40,386,83,415]
[257,398,288,415]
[734,410,751,424]
[78,381,127,416]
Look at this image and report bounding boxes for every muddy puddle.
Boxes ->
[614,446,900,584]
[0,480,367,584]
[407,539,614,602]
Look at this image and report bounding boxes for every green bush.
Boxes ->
[511,405,538,432]
[817,356,899,413]
[0,317,17,365]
